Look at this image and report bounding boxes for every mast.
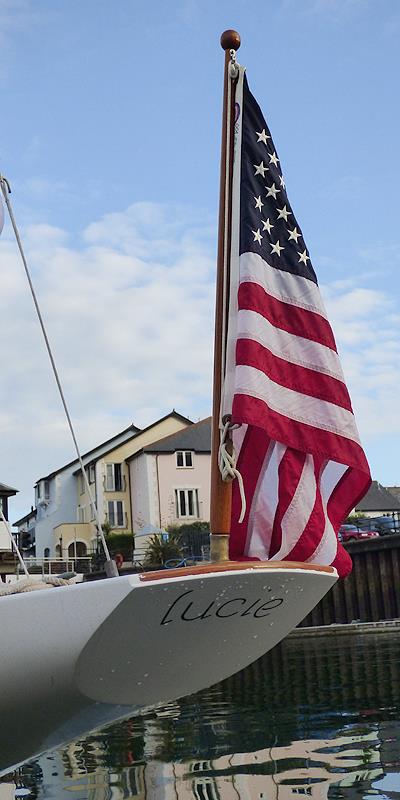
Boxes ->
[210,30,241,563]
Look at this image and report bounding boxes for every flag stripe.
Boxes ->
[238,280,337,350]
[240,251,327,317]
[232,393,369,471]
[234,364,360,443]
[236,338,353,411]
[238,309,344,381]
[230,426,272,559]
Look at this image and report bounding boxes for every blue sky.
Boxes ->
[1,0,399,521]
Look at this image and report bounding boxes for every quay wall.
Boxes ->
[299,534,400,626]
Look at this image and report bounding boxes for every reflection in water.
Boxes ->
[2,632,400,798]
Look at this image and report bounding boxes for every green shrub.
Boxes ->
[104,531,133,560]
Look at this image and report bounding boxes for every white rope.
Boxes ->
[0,505,29,576]
[0,576,73,596]
[218,418,246,524]
[0,176,115,571]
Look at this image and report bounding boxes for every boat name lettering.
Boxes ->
[160,590,284,626]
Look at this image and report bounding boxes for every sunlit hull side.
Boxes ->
[0,561,337,774]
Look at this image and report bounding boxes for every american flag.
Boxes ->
[224,70,371,577]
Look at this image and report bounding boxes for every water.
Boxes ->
[2,630,400,798]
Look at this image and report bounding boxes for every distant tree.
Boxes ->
[345,514,367,527]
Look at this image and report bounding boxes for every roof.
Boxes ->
[72,411,193,474]
[130,416,211,457]
[355,481,400,513]
[88,408,194,472]
[35,421,141,483]
[0,483,18,496]
[13,508,37,527]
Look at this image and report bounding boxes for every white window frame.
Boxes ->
[176,451,194,468]
[175,488,199,519]
[77,506,86,523]
[107,500,125,528]
[105,463,124,492]
[88,464,96,484]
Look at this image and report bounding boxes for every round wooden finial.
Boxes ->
[220,30,241,51]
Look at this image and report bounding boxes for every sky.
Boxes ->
[0,0,399,523]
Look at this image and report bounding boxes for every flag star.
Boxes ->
[269,151,279,167]
[279,174,286,189]
[270,240,284,257]
[262,217,274,234]
[252,228,263,245]
[254,195,264,212]
[265,183,280,199]
[298,249,310,265]
[256,129,270,145]
[254,160,268,178]
[276,204,292,222]
[288,226,301,243]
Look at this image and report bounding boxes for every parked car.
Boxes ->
[368,516,400,536]
[338,524,379,543]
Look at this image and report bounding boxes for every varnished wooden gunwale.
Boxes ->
[139,561,336,582]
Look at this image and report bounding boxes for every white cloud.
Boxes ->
[321,279,400,443]
[2,199,399,520]
[1,202,216,520]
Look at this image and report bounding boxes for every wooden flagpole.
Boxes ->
[210,29,241,563]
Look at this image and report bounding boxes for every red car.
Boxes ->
[338,524,379,543]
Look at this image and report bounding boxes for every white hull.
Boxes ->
[0,562,337,774]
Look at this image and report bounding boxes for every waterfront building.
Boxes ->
[127,417,211,557]
[14,411,191,559]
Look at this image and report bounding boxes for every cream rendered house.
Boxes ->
[127,418,211,556]
[54,411,192,558]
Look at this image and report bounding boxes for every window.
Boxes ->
[193,780,218,800]
[107,500,125,528]
[176,451,193,468]
[88,464,96,484]
[105,463,123,491]
[37,480,50,503]
[77,506,86,523]
[175,489,199,519]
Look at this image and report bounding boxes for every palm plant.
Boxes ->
[143,532,183,568]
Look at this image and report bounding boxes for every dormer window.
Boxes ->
[176,451,193,468]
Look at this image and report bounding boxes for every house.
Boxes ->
[15,411,192,560]
[127,417,211,555]
[20,421,141,559]
[0,482,18,551]
[12,507,37,556]
[355,481,400,519]
[54,411,192,559]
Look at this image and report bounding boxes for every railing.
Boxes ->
[21,557,93,576]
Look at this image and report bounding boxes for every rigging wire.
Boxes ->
[0,176,116,574]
